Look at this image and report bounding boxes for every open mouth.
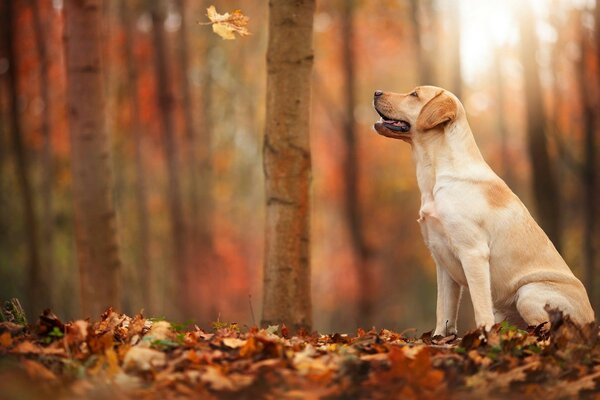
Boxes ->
[375,109,411,132]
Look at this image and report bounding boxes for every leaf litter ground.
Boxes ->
[1,307,600,399]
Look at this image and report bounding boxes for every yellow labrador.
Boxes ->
[373,86,594,335]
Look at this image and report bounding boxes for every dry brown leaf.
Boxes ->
[222,337,246,348]
[204,5,250,40]
[123,347,166,372]
[21,359,57,381]
[0,331,12,347]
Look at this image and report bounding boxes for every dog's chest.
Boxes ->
[418,199,467,285]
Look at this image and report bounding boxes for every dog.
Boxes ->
[373,85,594,335]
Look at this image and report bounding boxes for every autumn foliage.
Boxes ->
[1,308,600,399]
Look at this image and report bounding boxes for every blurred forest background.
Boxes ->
[0,0,598,334]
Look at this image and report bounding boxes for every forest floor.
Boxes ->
[1,307,600,399]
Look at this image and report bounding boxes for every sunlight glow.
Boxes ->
[457,0,581,82]
[458,0,517,81]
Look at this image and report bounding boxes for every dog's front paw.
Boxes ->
[433,326,457,338]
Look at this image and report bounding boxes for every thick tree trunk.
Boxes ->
[340,0,373,327]
[64,0,121,317]
[121,0,151,310]
[517,4,561,251]
[3,0,45,317]
[29,0,54,308]
[151,3,189,318]
[262,0,315,332]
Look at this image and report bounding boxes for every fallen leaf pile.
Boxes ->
[1,307,600,399]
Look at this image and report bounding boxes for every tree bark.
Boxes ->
[262,0,315,332]
[517,3,561,251]
[150,2,189,318]
[121,0,152,311]
[3,0,46,317]
[64,0,121,317]
[340,0,373,327]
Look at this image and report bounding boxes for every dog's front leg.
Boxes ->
[460,249,495,329]
[433,264,462,337]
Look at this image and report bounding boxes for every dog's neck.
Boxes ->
[411,118,494,199]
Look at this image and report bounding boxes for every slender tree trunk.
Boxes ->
[340,0,372,327]
[579,10,597,309]
[121,0,152,311]
[29,0,54,308]
[492,47,514,185]
[64,0,121,317]
[3,0,45,317]
[151,3,189,319]
[175,0,199,238]
[262,0,315,332]
[517,3,561,251]
[408,0,435,84]
[448,1,462,99]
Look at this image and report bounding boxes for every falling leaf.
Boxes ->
[203,5,250,40]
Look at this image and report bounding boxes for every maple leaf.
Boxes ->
[202,5,250,40]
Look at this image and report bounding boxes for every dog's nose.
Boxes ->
[374,90,383,97]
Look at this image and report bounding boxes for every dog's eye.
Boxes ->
[410,91,418,97]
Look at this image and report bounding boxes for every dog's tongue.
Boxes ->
[384,119,411,132]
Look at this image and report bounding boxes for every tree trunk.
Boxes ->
[262,0,315,332]
[408,0,435,84]
[3,0,45,318]
[579,9,597,310]
[340,0,373,327]
[492,47,514,185]
[448,1,462,99]
[121,0,152,311]
[29,0,54,309]
[64,0,121,317]
[150,3,189,319]
[175,0,199,238]
[517,3,561,251]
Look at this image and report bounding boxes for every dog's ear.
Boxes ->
[416,92,457,131]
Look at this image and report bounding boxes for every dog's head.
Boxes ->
[373,86,460,143]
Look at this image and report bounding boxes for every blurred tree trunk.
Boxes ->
[262,0,315,331]
[151,2,189,319]
[578,9,598,309]
[517,4,561,251]
[447,1,462,99]
[3,0,45,317]
[492,47,514,186]
[64,0,121,317]
[408,0,435,84]
[121,0,151,310]
[29,0,54,308]
[176,0,215,319]
[340,0,373,327]
[176,0,200,238]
